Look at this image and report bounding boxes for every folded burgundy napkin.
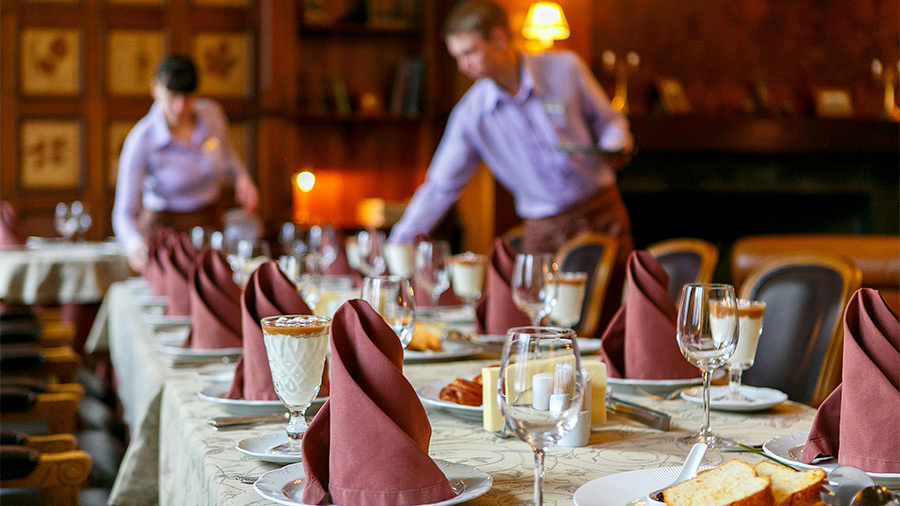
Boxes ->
[801,288,899,473]
[0,201,24,249]
[600,250,700,379]
[182,248,242,349]
[160,232,197,316]
[301,299,455,506]
[324,230,354,276]
[145,227,172,297]
[226,261,328,401]
[474,237,530,335]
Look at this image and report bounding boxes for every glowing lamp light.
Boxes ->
[296,171,316,192]
[522,2,570,50]
[292,170,316,224]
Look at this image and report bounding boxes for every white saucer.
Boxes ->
[134,294,168,308]
[403,340,483,363]
[762,432,900,490]
[194,363,238,382]
[680,385,787,412]
[141,313,192,329]
[607,376,702,397]
[197,382,326,416]
[236,432,303,464]
[254,458,492,506]
[417,380,483,421]
[573,466,713,506]
[466,334,601,355]
[154,335,242,359]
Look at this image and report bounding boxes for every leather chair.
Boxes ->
[554,232,619,339]
[737,252,862,406]
[646,238,719,302]
[731,234,899,312]
[501,224,524,253]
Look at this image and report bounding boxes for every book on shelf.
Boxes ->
[388,57,424,117]
[324,73,352,116]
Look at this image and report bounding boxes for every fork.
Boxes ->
[631,386,684,401]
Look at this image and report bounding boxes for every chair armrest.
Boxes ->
[1,449,92,488]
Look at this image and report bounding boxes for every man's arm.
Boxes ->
[208,101,259,212]
[388,109,481,243]
[570,54,633,155]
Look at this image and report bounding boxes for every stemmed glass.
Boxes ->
[449,252,487,314]
[499,326,586,506]
[260,315,331,455]
[54,202,79,241]
[360,275,416,348]
[717,299,766,402]
[308,224,340,273]
[675,283,739,449]
[356,229,386,278]
[512,253,560,326]
[548,271,588,330]
[228,239,271,286]
[414,239,451,316]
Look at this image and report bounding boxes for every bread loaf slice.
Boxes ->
[754,462,825,506]
[663,459,774,506]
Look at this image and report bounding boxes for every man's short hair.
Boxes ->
[442,0,509,39]
[155,55,198,93]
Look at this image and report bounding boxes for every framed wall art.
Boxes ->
[107,30,166,96]
[107,120,137,187]
[814,87,853,118]
[20,119,83,190]
[20,28,82,96]
[194,0,247,7]
[193,32,254,98]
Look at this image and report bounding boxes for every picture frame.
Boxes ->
[656,78,691,115]
[20,28,82,96]
[107,30,165,96]
[107,120,137,188]
[107,0,162,6]
[193,32,254,98]
[193,0,246,7]
[19,119,83,190]
[814,88,853,118]
[227,121,256,173]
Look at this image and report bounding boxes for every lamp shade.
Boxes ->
[522,2,570,48]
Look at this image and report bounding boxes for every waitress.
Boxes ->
[112,54,259,273]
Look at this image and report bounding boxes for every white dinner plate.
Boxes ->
[762,432,900,490]
[404,339,483,363]
[607,377,702,397]
[236,432,304,464]
[253,458,492,506]
[465,334,602,355]
[428,306,474,324]
[417,380,483,421]
[154,334,243,359]
[573,466,712,506]
[193,363,238,382]
[141,313,192,329]
[680,385,787,412]
[134,294,169,308]
[197,383,326,416]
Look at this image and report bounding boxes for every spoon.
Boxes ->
[648,443,709,502]
[821,466,876,506]
[850,486,900,506]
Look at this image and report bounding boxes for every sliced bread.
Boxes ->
[663,459,774,506]
[754,462,825,506]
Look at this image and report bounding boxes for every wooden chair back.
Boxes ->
[555,232,619,338]
[646,238,719,302]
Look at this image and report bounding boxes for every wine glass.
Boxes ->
[675,283,739,449]
[308,224,340,273]
[360,275,416,348]
[260,314,331,455]
[54,202,78,241]
[499,326,586,506]
[414,239,451,316]
[548,271,588,330]
[717,299,766,402]
[228,239,271,286]
[512,253,560,326]
[356,229,386,278]
[449,252,487,314]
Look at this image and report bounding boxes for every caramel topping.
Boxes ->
[261,316,330,337]
[559,272,588,285]
[451,254,486,266]
[737,305,765,319]
[709,301,737,318]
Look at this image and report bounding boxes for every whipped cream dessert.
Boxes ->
[261,315,330,407]
[727,300,766,369]
[549,272,588,327]
[450,253,487,301]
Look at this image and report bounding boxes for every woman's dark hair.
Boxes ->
[155,55,198,93]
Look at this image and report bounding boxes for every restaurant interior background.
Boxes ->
[2,0,898,282]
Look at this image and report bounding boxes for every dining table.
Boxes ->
[103,278,820,506]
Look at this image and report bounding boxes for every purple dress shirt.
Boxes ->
[112,99,248,255]
[389,50,632,244]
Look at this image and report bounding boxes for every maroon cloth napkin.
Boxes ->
[145,228,171,297]
[324,230,353,276]
[226,261,329,400]
[599,250,700,379]
[301,299,455,506]
[801,288,900,473]
[160,233,197,316]
[474,238,530,334]
[0,201,24,249]
[182,248,242,349]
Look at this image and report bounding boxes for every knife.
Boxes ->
[606,394,671,431]
[207,414,286,429]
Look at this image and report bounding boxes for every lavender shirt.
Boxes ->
[389,50,632,243]
[112,99,248,255]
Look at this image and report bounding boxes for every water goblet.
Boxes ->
[499,326,586,506]
[414,239,451,316]
[260,314,331,455]
[308,224,340,273]
[548,271,588,330]
[360,275,416,348]
[675,283,739,449]
[356,229,386,278]
[716,299,766,402]
[228,239,271,286]
[449,252,487,314]
[512,253,560,326]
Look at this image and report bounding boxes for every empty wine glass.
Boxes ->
[260,315,331,455]
[499,326,586,506]
[717,299,766,402]
[308,224,340,273]
[54,202,78,241]
[676,283,739,449]
[360,275,416,348]
[414,239,451,316]
[512,253,560,326]
[279,222,307,258]
[356,229,386,278]
[228,239,272,286]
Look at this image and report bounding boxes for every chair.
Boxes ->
[737,252,862,406]
[554,232,619,339]
[646,238,719,302]
[0,346,81,384]
[0,383,83,434]
[501,224,524,253]
[1,441,92,506]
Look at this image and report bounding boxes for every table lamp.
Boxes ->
[292,169,315,224]
[522,2,570,50]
